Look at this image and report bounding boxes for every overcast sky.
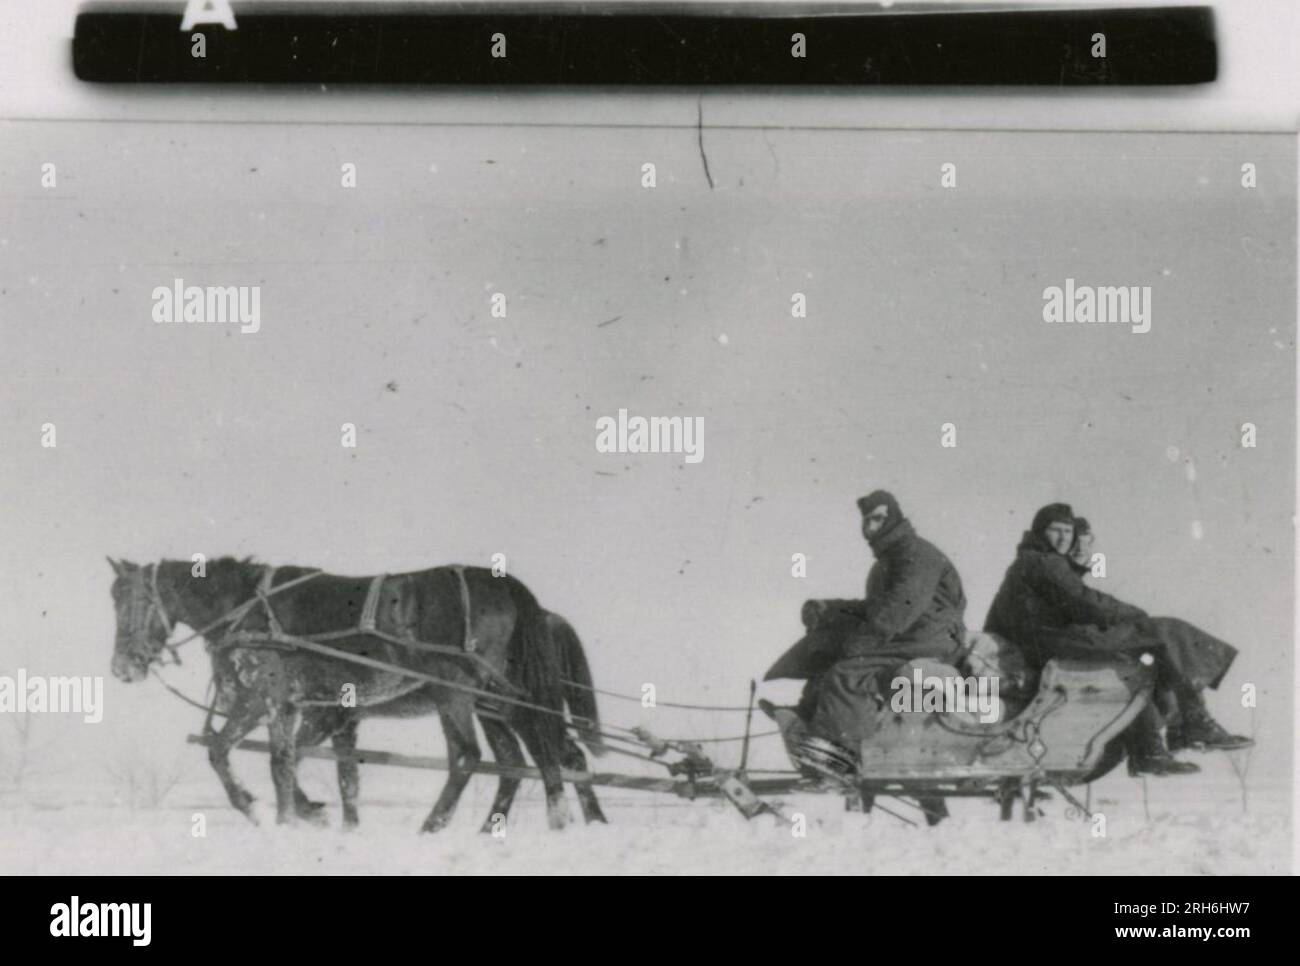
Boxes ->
[0,120,1292,797]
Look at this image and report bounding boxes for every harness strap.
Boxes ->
[163,568,323,651]
[451,565,476,653]
[359,573,386,634]
[256,566,284,636]
[151,668,225,721]
[149,563,174,638]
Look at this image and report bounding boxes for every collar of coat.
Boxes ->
[869,517,915,555]
[1017,529,1064,559]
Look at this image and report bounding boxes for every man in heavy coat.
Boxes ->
[766,491,968,743]
[762,491,966,825]
[984,503,1249,776]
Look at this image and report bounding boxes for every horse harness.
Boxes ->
[148,562,516,696]
[252,566,475,650]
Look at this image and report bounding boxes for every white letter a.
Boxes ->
[181,0,237,31]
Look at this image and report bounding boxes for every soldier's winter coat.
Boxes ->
[984,531,1147,661]
[984,532,1235,690]
[765,519,967,681]
[843,519,967,659]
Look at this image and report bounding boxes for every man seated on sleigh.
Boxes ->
[762,490,969,765]
[984,503,1251,777]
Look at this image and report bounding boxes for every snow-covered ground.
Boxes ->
[1,752,1288,875]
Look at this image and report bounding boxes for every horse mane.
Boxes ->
[176,555,262,602]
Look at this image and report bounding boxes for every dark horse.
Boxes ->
[108,557,605,831]
[291,611,608,829]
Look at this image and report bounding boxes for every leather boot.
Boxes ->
[760,699,856,786]
[1167,692,1253,752]
[1125,704,1200,776]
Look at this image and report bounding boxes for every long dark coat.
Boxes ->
[765,519,967,681]
[984,532,1236,690]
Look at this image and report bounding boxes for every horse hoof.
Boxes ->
[298,807,330,828]
[420,817,449,834]
[545,803,570,831]
[246,800,272,827]
[478,811,509,836]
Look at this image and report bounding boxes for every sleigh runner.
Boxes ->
[181,644,1140,827]
[109,556,1187,830]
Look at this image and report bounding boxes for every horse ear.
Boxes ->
[106,556,122,576]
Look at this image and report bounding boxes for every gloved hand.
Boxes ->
[801,599,829,629]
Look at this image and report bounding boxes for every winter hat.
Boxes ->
[1030,503,1075,536]
[857,490,904,542]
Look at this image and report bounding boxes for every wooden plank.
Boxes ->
[186,734,708,794]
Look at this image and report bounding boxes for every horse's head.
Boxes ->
[107,557,174,682]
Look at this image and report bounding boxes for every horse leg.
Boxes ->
[266,702,301,826]
[562,737,608,825]
[291,710,334,825]
[420,700,481,833]
[206,694,267,824]
[517,712,570,831]
[478,714,525,834]
[331,716,362,830]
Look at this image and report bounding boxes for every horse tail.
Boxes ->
[547,612,606,757]
[503,575,567,763]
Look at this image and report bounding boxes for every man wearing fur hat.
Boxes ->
[765,490,968,748]
[984,503,1248,776]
